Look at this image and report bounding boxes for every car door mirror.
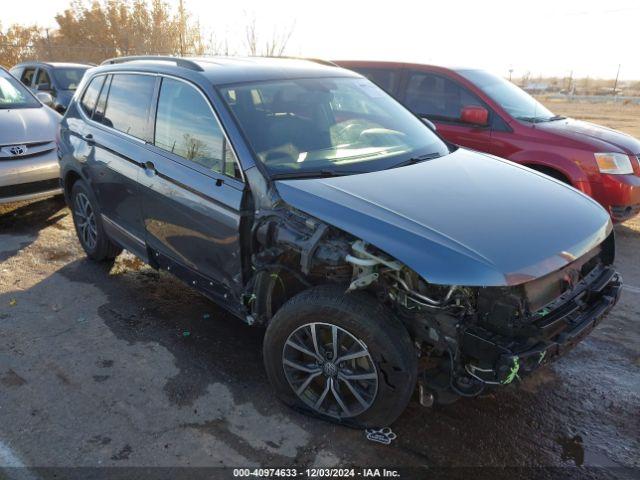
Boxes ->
[36,92,54,107]
[421,117,437,131]
[460,105,489,126]
[37,83,51,92]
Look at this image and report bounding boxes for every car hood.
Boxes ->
[275,149,612,286]
[536,118,640,153]
[0,106,60,145]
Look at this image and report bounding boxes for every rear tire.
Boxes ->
[70,180,122,261]
[263,284,417,427]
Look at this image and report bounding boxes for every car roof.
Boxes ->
[12,61,92,69]
[335,60,474,75]
[92,56,362,85]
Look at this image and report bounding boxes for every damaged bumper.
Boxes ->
[462,265,622,385]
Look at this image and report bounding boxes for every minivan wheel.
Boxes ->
[70,180,122,261]
[263,285,417,428]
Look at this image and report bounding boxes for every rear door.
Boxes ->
[401,71,494,152]
[72,72,156,260]
[139,76,246,303]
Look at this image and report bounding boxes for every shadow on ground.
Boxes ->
[0,197,68,261]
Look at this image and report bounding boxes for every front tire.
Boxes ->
[70,180,122,261]
[263,285,417,427]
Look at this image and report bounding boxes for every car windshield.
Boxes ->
[458,69,558,123]
[219,77,450,178]
[0,70,40,109]
[52,67,89,90]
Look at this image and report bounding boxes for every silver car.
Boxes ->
[0,67,62,204]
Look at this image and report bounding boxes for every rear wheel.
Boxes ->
[263,285,417,427]
[70,180,122,261]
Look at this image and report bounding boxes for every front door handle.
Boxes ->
[83,133,94,143]
[144,161,156,175]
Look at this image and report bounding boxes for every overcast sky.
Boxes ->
[3,0,639,79]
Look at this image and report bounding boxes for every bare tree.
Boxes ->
[244,14,295,57]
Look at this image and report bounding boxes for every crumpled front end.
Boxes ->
[244,194,622,405]
[389,231,622,401]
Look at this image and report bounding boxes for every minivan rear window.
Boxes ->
[102,74,155,141]
[353,68,400,96]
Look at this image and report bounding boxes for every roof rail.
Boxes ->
[100,56,204,72]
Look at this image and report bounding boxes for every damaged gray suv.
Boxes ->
[58,56,622,427]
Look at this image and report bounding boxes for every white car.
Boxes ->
[0,66,62,204]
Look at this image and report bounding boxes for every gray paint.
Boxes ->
[276,148,612,287]
[0,106,59,145]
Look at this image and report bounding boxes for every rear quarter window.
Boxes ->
[349,67,400,96]
[80,75,106,117]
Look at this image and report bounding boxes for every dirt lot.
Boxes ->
[1,105,639,478]
[539,98,640,138]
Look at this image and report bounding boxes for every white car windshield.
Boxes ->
[220,77,449,178]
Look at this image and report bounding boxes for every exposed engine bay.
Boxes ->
[245,205,622,403]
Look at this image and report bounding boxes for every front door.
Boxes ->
[401,71,494,152]
[139,76,246,303]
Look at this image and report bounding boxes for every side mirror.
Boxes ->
[421,117,437,131]
[36,92,54,107]
[460,105,489,126]
[37,83,51,92]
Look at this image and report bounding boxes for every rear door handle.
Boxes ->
[83,133,94,142]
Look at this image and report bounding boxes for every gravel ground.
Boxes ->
[0,197,638,479]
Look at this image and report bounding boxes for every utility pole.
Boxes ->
[613,64,621,96]
[178,0,186,56]
[508,68,513,82]
[45,28,52,59]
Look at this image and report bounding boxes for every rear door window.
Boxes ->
[154,77,240,178]
[20,68,36,87]
[102,74,156,141]
[80,75,106,117]
[404,72,483,122]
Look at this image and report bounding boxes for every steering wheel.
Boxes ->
[334,120,371,143]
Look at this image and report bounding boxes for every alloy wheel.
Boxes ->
[74,192,98,250]
[282,322,378,419]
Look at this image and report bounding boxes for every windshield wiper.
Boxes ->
[385,152,442,170]
[270,169,360,180]
[516,115,566,123]
[515,116,546,123]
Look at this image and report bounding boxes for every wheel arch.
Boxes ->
[62,168,83,205]
[509,150,588,187]
[522,163,573,185]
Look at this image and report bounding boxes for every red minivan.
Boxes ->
[337,61,640,222]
